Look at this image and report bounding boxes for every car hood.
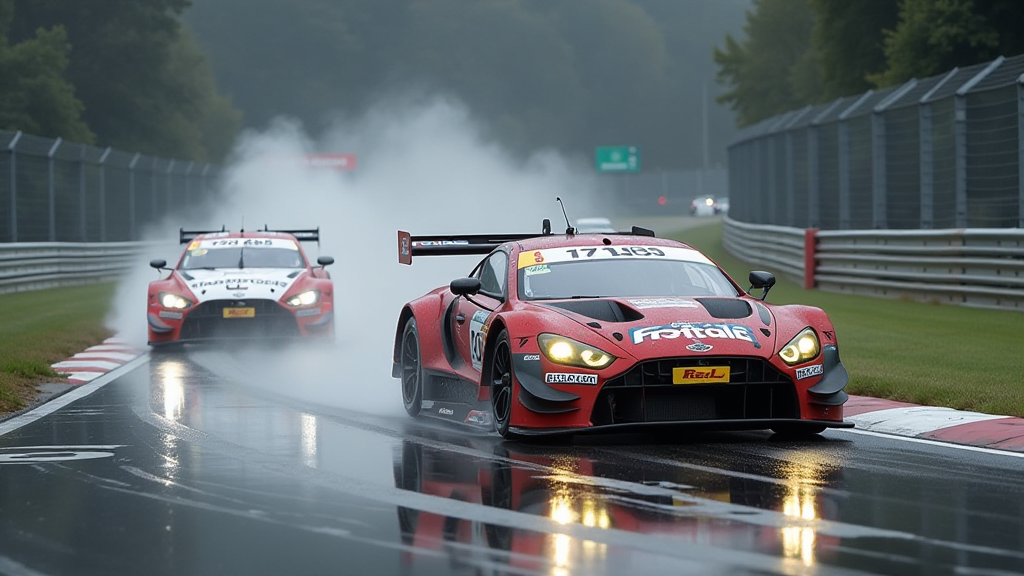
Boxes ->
[533,296,775,360]
[177,268,304,303]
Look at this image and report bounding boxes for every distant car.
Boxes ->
[392,220,852,439]
[690,196,716,217]
[574,217,617,233]
[147,227,335,346]
[715,197,730,215]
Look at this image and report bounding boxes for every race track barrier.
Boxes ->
[0,242,149,295]
[723,217,1024,311]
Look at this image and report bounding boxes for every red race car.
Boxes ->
[147,227,335,346]
[393,220,851,439]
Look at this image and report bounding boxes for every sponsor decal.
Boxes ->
[197,238,298,250]
[517,245,713,269]
[415,240,469,246]
[522,354,540,361]
[627,298,699,310]
[438,407,455,416]
[686,342,713,353]
[517,337,529,348]
[524,264,551,276]
[158,311,183,320]
[823,330,835,341]
[795,364,824,380]
[673,366,730,384]
[223,307,255,318]
[469,310,491,371]
[189,278,290,289]
[295,307,322,317]
[630,322,760,348]
[545,373,598,385]
[400,236,410,257]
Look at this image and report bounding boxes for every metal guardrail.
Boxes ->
[724,217,1024,311]
[0,242,149,294]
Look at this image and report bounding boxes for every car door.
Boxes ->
[452,251,507,374]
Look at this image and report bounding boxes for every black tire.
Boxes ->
[490,330,520,439]
[400,318,423,417]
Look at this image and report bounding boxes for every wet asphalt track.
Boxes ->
[1,349,1024,576]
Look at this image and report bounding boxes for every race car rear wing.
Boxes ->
[179,226,320,244]
[397,219,656,264]
[398,231,540,264]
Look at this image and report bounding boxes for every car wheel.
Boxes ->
[400,318,423,417]
[490,330,518,439]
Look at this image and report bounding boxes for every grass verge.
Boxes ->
[0,283,115,414]
[673,222,1024,418]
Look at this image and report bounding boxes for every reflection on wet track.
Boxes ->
[1,350,1023,575]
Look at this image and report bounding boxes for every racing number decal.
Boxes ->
[566,246,666,258]
[469,310,490,371]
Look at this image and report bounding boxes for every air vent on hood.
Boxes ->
[695,298,752,319]
[542,300,644,323]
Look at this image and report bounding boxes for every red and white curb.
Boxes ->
[844,396,1024,453]
[51,337,146,385]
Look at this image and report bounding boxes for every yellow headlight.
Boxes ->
[548,341,574,361]
[537,334,615,370]
[286,290,320,307]
[779,328,821,366]
[159,292,192,309]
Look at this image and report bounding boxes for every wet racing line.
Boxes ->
[0,349,1023,576]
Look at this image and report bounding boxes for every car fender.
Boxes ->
[392,289,451,377]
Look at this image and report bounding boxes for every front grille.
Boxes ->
[180,299,299,340]
[591,357,798,425]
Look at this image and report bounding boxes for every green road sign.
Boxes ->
[595,146,640,172]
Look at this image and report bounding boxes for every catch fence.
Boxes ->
[728,55,1024,230]
[0,130,218,243]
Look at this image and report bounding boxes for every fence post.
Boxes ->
[767,136,777,225]
[808,126,819,228]
[98,147,111,241]
[838,120,851,230]
[151,157,159,222]
[919,102,934,229]
[47,137,63,242]
[1019,77,1024,228]
[803,228,818,289]
[129,153,141,241]
[7,131,21,242]
[954,95,968,228]
[78,145,87,241]
[166,160,175,213]
[185,161,194,205]
[785,131,795,226]
[871,111,887,228]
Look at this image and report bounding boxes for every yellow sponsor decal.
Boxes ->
[517,250,547,269]
[223,307,255,318]
[672,366,730,384]
[187,241,200,250]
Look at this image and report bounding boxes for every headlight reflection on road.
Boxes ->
[159,360,187,422]
[545,473,609,576]
[300,413,318,468]
[780,461,823,567]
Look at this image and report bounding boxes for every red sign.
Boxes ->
[303,153,357,171]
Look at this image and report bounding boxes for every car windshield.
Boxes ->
[180,246,305,269]
[517,246,738,300]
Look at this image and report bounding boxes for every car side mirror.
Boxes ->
[317,256,334,267]
[150,259,167,271]
[450,277,482,296]
[748,271,776,301]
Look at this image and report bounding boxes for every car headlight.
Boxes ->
[778,328,820,366]
[159,292,193,309]
[537,333,615,369]
[286,290,320,307]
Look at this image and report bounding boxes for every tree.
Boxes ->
[810,0,899,99]
[0,1,92,141]
[713,0,818,126]
[874,0,1024,87]
[7,0,240,161]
